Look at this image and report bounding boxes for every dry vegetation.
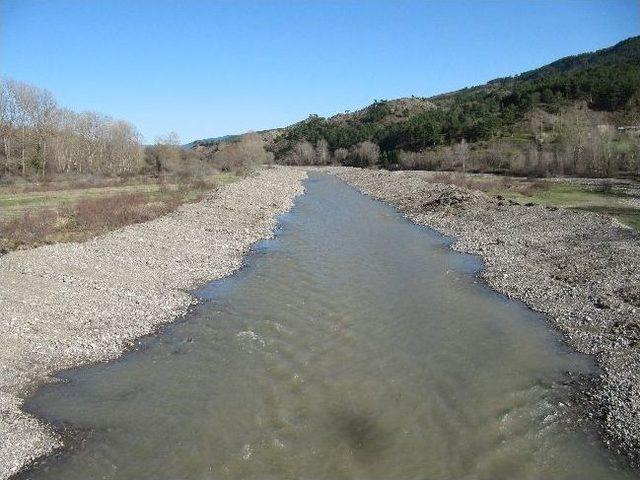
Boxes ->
[284,139,381,167]
[391,106,640,178]
[1,78,273,181]
[417,170,640,230]
[276,105,640,179]
[0,78,277,252]
[0,80,272,252]
[1,79,143,177]
[207,132,274,174]
[0,175,230,252]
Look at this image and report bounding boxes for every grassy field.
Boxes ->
[0,173,237,219]
[497,182,640,230]
[423,172,640,231]
[0,173,237,252]
[3,170,637,254]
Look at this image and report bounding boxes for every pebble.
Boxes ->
[0,166,307,479]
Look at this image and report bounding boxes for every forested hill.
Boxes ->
[500,35,640,83]
[431,35,640,100]
[194,36,640,177]
[184,134,241,149]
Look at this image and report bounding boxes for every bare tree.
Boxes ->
[107,120,144,175]
[213,132,272,174]
[347,141,380,167]
[316,138,330,165]
[0,77,144,177]
[6,80,36,175]
[0,80,16,174]
[236,132,272,168]
[288,141,316,165]
[30,87,58,176]
[155,131,180,147]
[453,138,468,173]
[333,148,348,165]
[593,124,616,177]
[153,131,182,173]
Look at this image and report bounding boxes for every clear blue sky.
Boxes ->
[2,0,639,143]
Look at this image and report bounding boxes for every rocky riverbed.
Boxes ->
[328,167,640,465]
[0,166,307,480]
[2,164,639,477]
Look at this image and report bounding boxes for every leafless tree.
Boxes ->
[348,141,380,167]
[213,132,272,174]
[592,125,616,177]
[152,131,182,172]
[316,138,330,165]
[0,77,144,178]
[288,141,316,165]
[453,138,468,173]
[333,148,348,165]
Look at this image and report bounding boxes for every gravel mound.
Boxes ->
[330,167,640,465]
[0,166,307,479]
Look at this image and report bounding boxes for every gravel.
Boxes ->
[329,167,640,465]
[0,166,307,480]
[2,164,638,476]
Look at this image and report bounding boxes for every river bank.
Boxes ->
[0,166,307,479]
[327,166,640,465]
[18,172,634,479]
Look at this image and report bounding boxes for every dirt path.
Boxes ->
[0,166,307,479]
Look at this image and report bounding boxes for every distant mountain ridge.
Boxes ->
[508,36,640,82]
[188,36,640,172]
[183,134,241,149]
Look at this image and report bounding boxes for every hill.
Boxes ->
[183,134,242,149]
[186,129,282,152]
[192,36,640,177]
[505,35,640,82]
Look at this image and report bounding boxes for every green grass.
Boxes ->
[495,183,640,231]
[570,205,640,230]
[0,172,239,252]
[0,173,236,219]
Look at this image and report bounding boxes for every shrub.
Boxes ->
[344,141,380,167]
[212,133,272,174]
[72,193,159,231]
[0,209,58,248]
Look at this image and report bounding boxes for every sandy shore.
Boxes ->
[328,167,640,464]
[0,166,307,479]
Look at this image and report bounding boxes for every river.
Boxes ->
[23,173,634,479]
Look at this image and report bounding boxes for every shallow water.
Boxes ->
[24,174,634,479]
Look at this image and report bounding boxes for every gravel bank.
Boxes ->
[0,166,307,479]
[329,167,640,464]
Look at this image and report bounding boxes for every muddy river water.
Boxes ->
[24,174,635,479]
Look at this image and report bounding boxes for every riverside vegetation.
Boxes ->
[187,36,640,230]
[1,34,640,480]
[4,37,640,249]
[0,79,274,251]
[193,36,640,179]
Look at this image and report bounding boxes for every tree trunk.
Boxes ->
[41,141,47,177]
[3,137,10,174]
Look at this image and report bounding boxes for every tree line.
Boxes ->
[271,60,640,178]
[0,78,278,180]
[1,78,144,177]
[278,107,640,178]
